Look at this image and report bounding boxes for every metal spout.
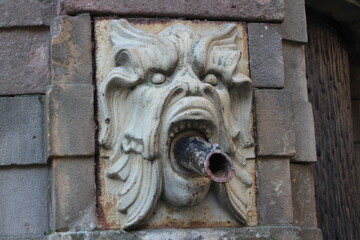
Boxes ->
[173,136,234,183]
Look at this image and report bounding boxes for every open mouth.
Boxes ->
[167,118,218,177]
[168,120,214,143]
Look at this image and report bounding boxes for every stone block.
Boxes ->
[0,166,49,238]
[0,96,45,166]
[283,42,308,102]
[292,102,317,162]
[51,15,93,84]
[354,143,360,189]
[281,0,307,42]
[350,60,360,99]
[48,226,302,240]
[46,84,94,158]
[300,228,323,240]
[352,100,360,142]
[0,0,55,28]
[0,29,50,95]
[4,237,46,240]
[290,164,317,227]
[257,158,293,224]
[248,23,285,88]
[58,0,284,22]
[52,158,96,231]
[255,90,296,156]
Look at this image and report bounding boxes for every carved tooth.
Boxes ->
[174,126,179,133]
[186,122,191,128]
[169,132,175,138]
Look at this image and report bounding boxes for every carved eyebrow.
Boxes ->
[194,24,241,81]
[109,20,178,80]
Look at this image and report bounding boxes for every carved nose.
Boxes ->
[182,72,204,96]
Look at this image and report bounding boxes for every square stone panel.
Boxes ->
[95,18,257,230]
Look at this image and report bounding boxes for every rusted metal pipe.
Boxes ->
[173,136,234,183]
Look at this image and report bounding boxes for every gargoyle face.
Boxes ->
[98,20,254,230]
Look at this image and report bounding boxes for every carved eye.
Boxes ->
[151,73,166,84]
[204,74,218,86]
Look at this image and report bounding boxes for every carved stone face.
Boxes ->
[98,20,254,230]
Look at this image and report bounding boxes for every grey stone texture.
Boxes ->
[58,0,284,22]
[293,102,317,162]
[257,158,294,224]
[290,164,318,228]
[283,42,308,102]
[300,228,323,240]
[0,28,50,95]
[0,0,55,28]
[0,166,49,238]
[248,23,285,88]
[52,158,96,231]
[0,96,45,166]
[281,0,307,43]
[255,90,296,156]
[51,15,93,84]
[46,84,94,158]
[48,226,302,240]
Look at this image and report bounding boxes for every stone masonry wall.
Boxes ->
[0,0,322,239]
[0,1,55,239]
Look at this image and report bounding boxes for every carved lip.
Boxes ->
[166,97,219,142]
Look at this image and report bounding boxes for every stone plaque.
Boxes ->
[95,18,257,230]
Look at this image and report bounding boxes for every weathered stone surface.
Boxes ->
[52,158,96,231]
[293,102,317,162]
[0,29,50,95]
[51,15,92,84]
[248,23,284,88]
[257,158,293,224]
[281,0,307,42]
[283,42,308,102]
[48,227,301,240]
[46,84,94,158]
[0,0,55,28]
[300,228,323,240]
[58,0,284,22]
[255,90,296,156]
[0,166,49,238]
[290,164,317,227]
[0,96,45,166]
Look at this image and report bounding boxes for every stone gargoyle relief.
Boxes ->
[96,19,255,230]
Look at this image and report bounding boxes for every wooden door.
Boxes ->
[306,14,360,240]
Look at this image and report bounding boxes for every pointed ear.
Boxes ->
[98,70,132,149]
[229,71,253,148]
